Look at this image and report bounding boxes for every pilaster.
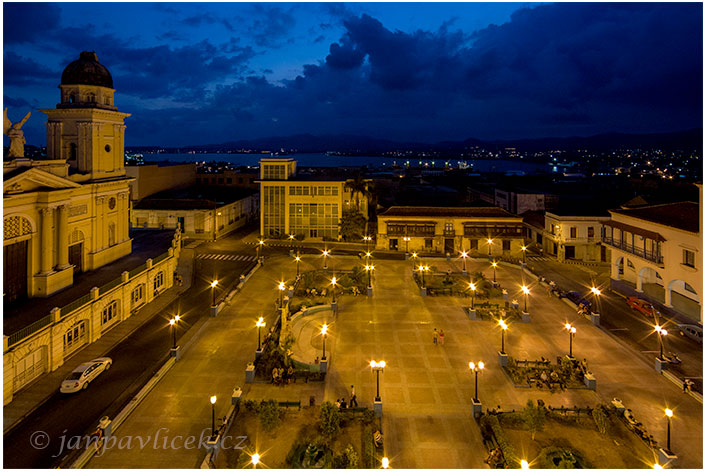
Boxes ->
[56,204,70,269]
[39,207,54,274]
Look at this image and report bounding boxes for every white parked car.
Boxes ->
[677,324,703,344]
[60,357,112,393]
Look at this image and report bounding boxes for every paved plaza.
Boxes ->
[87,254,702,468]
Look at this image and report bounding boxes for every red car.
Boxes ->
[626,297,658,317]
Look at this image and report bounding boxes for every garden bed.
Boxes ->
[470,303,524,322]
[480,402,656,468]
[503,356,590,391]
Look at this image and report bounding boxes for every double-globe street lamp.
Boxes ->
[403,236,411,254]
[498,319,508,354]
[365,264,375,289]
[256,316,266,351]
[654,324,668,360]
[370,360,386,401]
[321,324,328,360]
[418,265,430,288]
[564,323,577,357]
[469,282,477,309]
[169,315,181,349]
[460,250,468,273]
[521,285,530,312]
[331,276,338,304]
[363,235,372,253]
[469,361,485,402]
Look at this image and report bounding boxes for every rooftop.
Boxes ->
[134,185,257,210]
[379,205,519,219]
[611,202,699,233]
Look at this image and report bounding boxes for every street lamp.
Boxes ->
[521,285,530,312]
[257,239,265,260]
[487,238,493,257]
[418,265,429,288]
[565,323,576,357]
[654,325,668,360]
[498,319,508,354]
[461,250,468,273]
[590,286,601,313]
[521,459,530,469]
[323,248,330,270]
[664,408,673,452]
[256,316,266,351]
[363,235,372,253]
[491,260,498,283]
[251,453,260,469]
[370,360,386,401]
[278,281,286,307]
[469,282,476,309]
[365,264,375,288]
[381,457,390,469]
[288,233,295,249]
[169,315,180,349]
[331,276,337,303]
[521,245,527,264]
[321,324,328,360]
[469,361,485,402]
[403,236,410,253]
[294,253,301,277]
[210,280,218,307]
[210,395,217,439]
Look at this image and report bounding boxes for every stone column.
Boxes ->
[39,207,54,274]
[118,192,128,241]
[95,196,105,250]
[57,204,70,269]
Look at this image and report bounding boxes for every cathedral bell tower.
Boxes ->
[39,51,130,180]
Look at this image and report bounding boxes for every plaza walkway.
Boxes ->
[86,255,701,468]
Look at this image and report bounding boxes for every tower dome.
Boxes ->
[60,51,113,88]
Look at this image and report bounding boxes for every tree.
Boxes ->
[591,405,610,434]
[319,401,341,438]
[259,399,281,432]
[522,399,546,440]
[344,175,374,233]
[333,444,359,469]
[339,209,366,242]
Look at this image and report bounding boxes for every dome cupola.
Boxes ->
[61,51,113,88]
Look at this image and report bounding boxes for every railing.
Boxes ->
[128,263,148,278]
[98,277,123,296]
[153,251,170,264]
[61,293,93,318]
[7,315,53,346]
[602,237,663,264]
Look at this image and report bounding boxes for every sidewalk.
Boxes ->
[3,249,194,434]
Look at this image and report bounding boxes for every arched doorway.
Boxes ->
[638,267,664,302]
[69,229,85,273]
[4,215,33,302]
[666,279,701,322]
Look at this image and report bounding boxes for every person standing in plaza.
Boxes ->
[433,328,439,345]
[350,385,358,407]
[439,329,445,345]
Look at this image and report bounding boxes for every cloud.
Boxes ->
[246,5,297,48]
[3,51,58,86]
[3,3,61,44]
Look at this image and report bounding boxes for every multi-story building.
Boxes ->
[376,206,525,257]
[258,158,368,239]
[126,162,196,202]
[4,51,132,300]
[494,187,558,215]
[543,211,611,263]
[602,199,701,323]
[196,167,258,190]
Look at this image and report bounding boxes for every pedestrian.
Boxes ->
[433,328,438,345]
[682,379,688,393]
[336,398,341,408]
[439,330,445,345]
[341,398,347,409]
[350,385,358,407]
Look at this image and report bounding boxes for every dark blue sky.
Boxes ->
[3,2,702,147]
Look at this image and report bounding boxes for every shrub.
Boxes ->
[332,444,359,469]
[258,399,281,432]
[484,414,515,464]
[242,399,259,413]
[319,401,341,439]
[363,425,375,468]
[362,408,376,425]
[522,399,546,440]
[591,405,610,434]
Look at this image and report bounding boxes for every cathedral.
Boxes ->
[3,51,132,301]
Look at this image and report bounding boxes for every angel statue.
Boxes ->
[4,108,31,158]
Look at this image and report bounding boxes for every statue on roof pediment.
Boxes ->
[4,108,31,158]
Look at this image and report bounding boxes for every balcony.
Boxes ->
[602,236,663,265]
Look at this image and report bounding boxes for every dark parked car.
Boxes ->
[562,291,592,310]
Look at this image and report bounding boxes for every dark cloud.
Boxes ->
[246,5,297,48]
[3,3,61,44]
[3,95,33,108]
[182,13,235,32]
[3,51,57,86]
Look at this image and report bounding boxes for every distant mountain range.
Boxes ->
[132,128,702,154]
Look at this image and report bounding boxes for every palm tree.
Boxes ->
[344,174,374,233]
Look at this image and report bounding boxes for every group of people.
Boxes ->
[432,328,446,345]
[272,366,295,385]
[335,385,359,409]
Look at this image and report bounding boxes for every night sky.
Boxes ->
[3,2,702,147]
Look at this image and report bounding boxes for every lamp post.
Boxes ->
[210,280,218,307]
[491,260,498,283]
[294,253,301,277]
[256,316,266,351]
[469,361,485,402]
[521,245,527,264]
[469,282,476,309]
[654,325,668,360]
[419,265,429,288]
[323,248,330,270]
[370,360,386,401]
[520,459,530,470]
[382,457,390,469]
[257,239,264,260]
[288,234,295,250]
[278,281,286,307]
[498,319,508,354]
[664,408,673,452]
[331,276,337,303]
[169,315,180,349]
[565,323,576,357]
[363,235,372,253]
[403,236,410,253]
[461,250,468,273]
[210,395,217,439]
[590,286,601,312]
[365,264,374,288]
[487,238,493,257]
[321,324,328,360]
[251,453,260,469]
[411,252,418,269]
[521,285,530,312]
[365,251,372,266]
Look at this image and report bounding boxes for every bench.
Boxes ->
[278,400,301,410]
